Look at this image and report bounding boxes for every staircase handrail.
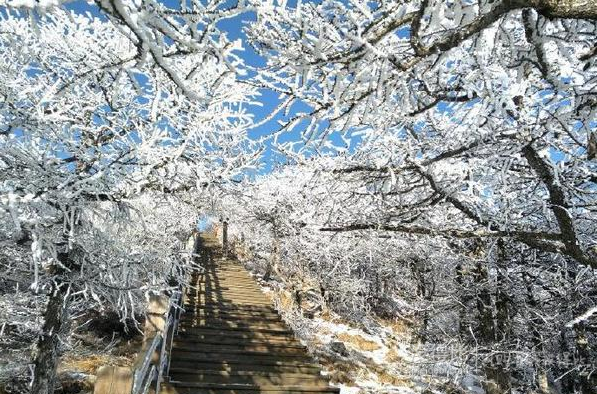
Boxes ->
[131,286,184,394]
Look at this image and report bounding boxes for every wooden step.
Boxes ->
[196,301,273,308]
[181,313,282,323]
[191,294,270,302]
[195,274,256,279]
[180,317,284,326]
[196,276,256,282]
[162,388,339,394]
[179,326,294,337]
[169,360,322,375]
[196,277,257,283]
[180,314,282,323]
[193,285,263,292]
[177,325,292,337]
[200,265,248,270]
[172,342,307,355]
[180,322,289,332]
[171,351,312,365]
[195,279,260,284]
[197,271,253,277]
[188,291,268,298]
[189,287,263,296]
[192,295,268,302]
[187,300,273,308]
[186,297,272,304]
[192,278,261,283]
[181,309,281,320]
[186,303,275,310]
[195,277,256,283]
[185,304,277,312]
[197,272,254,277]
[194,284,261,290]
[173,341,305,353]
[169,370,328,386]
[181,313,284,324]
[190,302,274,308]
[170,351,314,365]
[161,382,339,394]
[188,288,264,294]
[186,285,263,296]
[176,332,302,346]
[194,265,254,280]
[171,352,319,372]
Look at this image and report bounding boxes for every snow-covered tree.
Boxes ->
[0,4,258,392]
[246,0,596,266]
[221,159,597,394]
[1,1,595,393]
[217,3,597,390]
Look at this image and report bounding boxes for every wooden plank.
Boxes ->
[161,384,340,394]
[176,333,302,346]
[168,361,322,374]
[170,352,314,365]
[178,324,292,335]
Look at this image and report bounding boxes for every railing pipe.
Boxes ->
[131,285,184,394]
[95,232,196,394]
[131,333,162,394]
[129,230,198,394]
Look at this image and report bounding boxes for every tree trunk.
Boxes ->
[474,257,512,394]
[574,324,597,394]
[31,281,69,394]
[265,226,281,282]
[492,240,512,394]
[473,262,497,394]
[455,263,471,338]
[529,0,597,20]
[558,328,575,394]
[522,272,557,394]
[411,259,434,342]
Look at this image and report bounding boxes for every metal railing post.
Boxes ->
[222,220,228,257]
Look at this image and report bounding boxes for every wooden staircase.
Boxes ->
[161,234,339,394]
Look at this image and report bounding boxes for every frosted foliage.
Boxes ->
[243,0,596,268]
[216,3,597,385]
[220,161,597,394]
[0,0,596,392]
[0,5,258,325]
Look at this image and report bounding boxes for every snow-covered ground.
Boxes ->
[258,279,420,394]
[250,270,488,394]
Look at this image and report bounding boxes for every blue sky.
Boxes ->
[60,0,307,174]
[13,0,593,175]
[0,0,309,176]
[20,0,386,176]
